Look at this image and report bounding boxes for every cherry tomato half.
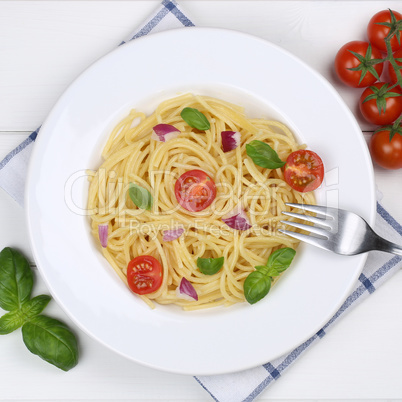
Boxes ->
[174,169,217,212]
[359,82,402,125]
[367,10,402,53]
[283,150,324,193]
[334,41,384,88]
[127,255,163,295]
[369,130,402,170]
[388,48,402,86]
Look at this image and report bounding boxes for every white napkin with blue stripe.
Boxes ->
[1,2,401,401]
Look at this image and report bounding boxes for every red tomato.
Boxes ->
[369,130,402,169]
[174,169,217,212]
[367,10,402,53]
[127,255,163,295]
[283,150,324,193]
[334,41,384,88]
[388,48,402,85]
[359,82,402,125]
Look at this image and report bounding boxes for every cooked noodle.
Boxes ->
[87,94,314,310]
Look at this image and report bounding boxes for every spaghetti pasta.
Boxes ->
[87,94,315,310]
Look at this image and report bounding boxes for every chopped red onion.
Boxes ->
[221,131,241,152]
[176,277,198,301]
[151,124,180,142]
[162,228,185,242]
[98,224,108,248]
[222,207,252,231]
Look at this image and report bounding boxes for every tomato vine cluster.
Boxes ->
[335,9,402,170]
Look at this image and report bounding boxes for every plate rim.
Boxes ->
[25,26,376,375]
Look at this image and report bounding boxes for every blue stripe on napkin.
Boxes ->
[195,201,402,402]
[0,128,39,171]
[121,0,194,43]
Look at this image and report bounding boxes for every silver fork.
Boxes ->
[279,203,402,256]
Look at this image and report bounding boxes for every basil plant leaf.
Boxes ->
[0,309,26,335]
[197,257,224,275]
[181,107,210,131]
[246,140,285,169]
[245,247,296,305]
[129,183,153,211]
[243,271,272,305]
[22,315,79,372]
[266,247,296,275]
[0,247,33,311]
[21,295,51,319]
[254,265,270,275]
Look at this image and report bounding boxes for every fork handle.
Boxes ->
[374,235,402,257]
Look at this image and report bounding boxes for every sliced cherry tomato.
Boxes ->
[283,150,324,193]
[334,41,384,88]
[359,82,402,125]
[369,129,402,170]
[174,169,217,212]
[388,48,402,86]
[127,255,163,295]
[367,9,402,53]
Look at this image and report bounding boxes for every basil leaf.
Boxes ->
[0,309,25,335]
[21,295,51,319]
[246,140,285,169]
[244,247,296,304]
[129,183,153,211]
[22,315,79,371]
[243,271,272,304]
[266,247,296,275]
[254,265,271,276]
[197,257,224,275]
[181,107,210,131]
[0,247,33,311]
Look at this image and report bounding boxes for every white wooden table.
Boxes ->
[1,1,402,401]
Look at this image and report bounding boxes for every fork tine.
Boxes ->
[278,229,330,251]
[285,202,332,217]
[282,211,332,228]
[280,220,329,237]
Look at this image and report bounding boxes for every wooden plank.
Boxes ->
[0,1,159,131]
[0,132,35,264]
[1,1,400,131]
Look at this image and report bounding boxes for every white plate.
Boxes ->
[25,28,375,375]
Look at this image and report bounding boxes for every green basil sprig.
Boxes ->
[22,316,78,372]
[129,183,153,211]
[0,247,79,371]
[246,140,286,169]
[0,246,33,311]
[197,256,224,275]
[181,107,211,131]
[244,247,296,304]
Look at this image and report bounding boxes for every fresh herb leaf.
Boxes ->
[0,247,33,311]
[244,247,296,304]
[246,140,286,169]
[181,107,210,130]
[243,271,272,304]
[266,247,296,275]
[254,265,270,273]
[129,183,153,211]
[22,315,79,372]
[0,309,25,335]
[21,295,51,319]
[197,257,224,275]
[0,247,79,371]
